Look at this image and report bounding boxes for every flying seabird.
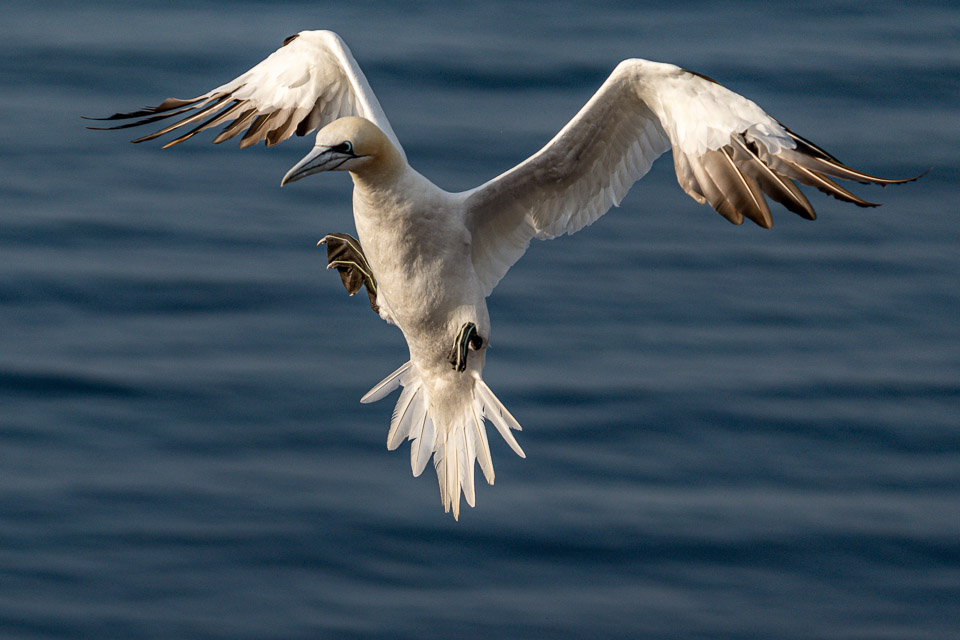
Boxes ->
[90,30,916,519]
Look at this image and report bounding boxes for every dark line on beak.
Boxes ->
[329,157,353,171]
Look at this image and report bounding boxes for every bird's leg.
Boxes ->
[319,232,379,314]
[449,322,484,373]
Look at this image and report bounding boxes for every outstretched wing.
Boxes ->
[462,59,916,296]
[87,30,405,159]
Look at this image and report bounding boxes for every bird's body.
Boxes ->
[322,118,514,517]
[352,156,483,348]
[354,158,485,404]
[91,30,916,519]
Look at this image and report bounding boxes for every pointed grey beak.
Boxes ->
[281,146,338,187]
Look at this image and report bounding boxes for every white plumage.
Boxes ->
[92,30,914,519]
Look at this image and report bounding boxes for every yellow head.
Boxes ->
[281,116,402,186]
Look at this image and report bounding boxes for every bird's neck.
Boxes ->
[349,142,407,195]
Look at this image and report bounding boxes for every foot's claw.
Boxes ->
[320,233,379,314]
[450,322,484,372]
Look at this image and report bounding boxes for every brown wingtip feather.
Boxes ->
[718,146,774,228]
[238,114,272,149]
[84,96,208,122]
[127,94,233,145]
[730,135,816,220]
[211,109,258,144]
[158,100,246,149]
[775,159,883,208]
[781,125,924,186]
[87,81,321,150]
[84,102,207,132]
[683,125,919,227]
[692,145,773,228]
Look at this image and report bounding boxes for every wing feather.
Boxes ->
[128,94,235,144]
[463,59,918,296]
[212,108,259,144]
[87,30,405,159]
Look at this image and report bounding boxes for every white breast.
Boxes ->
[351,170,488,363]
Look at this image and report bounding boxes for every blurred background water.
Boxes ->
[1,1,958,638]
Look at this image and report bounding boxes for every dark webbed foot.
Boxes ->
[450,322,484,372]
[319,233,379,313]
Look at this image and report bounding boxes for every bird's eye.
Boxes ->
[332,141,353,154]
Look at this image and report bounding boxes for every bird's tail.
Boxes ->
[360,361,525,519]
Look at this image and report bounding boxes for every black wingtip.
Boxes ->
[898,167,932,184]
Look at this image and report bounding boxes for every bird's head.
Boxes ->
[281,116,399,186]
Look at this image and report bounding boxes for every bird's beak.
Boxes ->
[281,146,344,186]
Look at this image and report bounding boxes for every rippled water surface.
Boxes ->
[2,1,958,638]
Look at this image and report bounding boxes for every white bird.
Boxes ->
[91,30,915,519]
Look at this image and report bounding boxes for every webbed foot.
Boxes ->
[319,233,379,314]
[449,322,484,373]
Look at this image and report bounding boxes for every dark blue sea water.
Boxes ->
[2,1,958,638]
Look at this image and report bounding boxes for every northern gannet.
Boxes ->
[91,30,916,519]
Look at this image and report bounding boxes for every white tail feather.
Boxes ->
[393,391,427,451]
[362,362,525,519]
[469,402,495,483]
[386,381,419,449]
[412,413,436,477]
[360,361,411,403]
[476,380,526,458]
